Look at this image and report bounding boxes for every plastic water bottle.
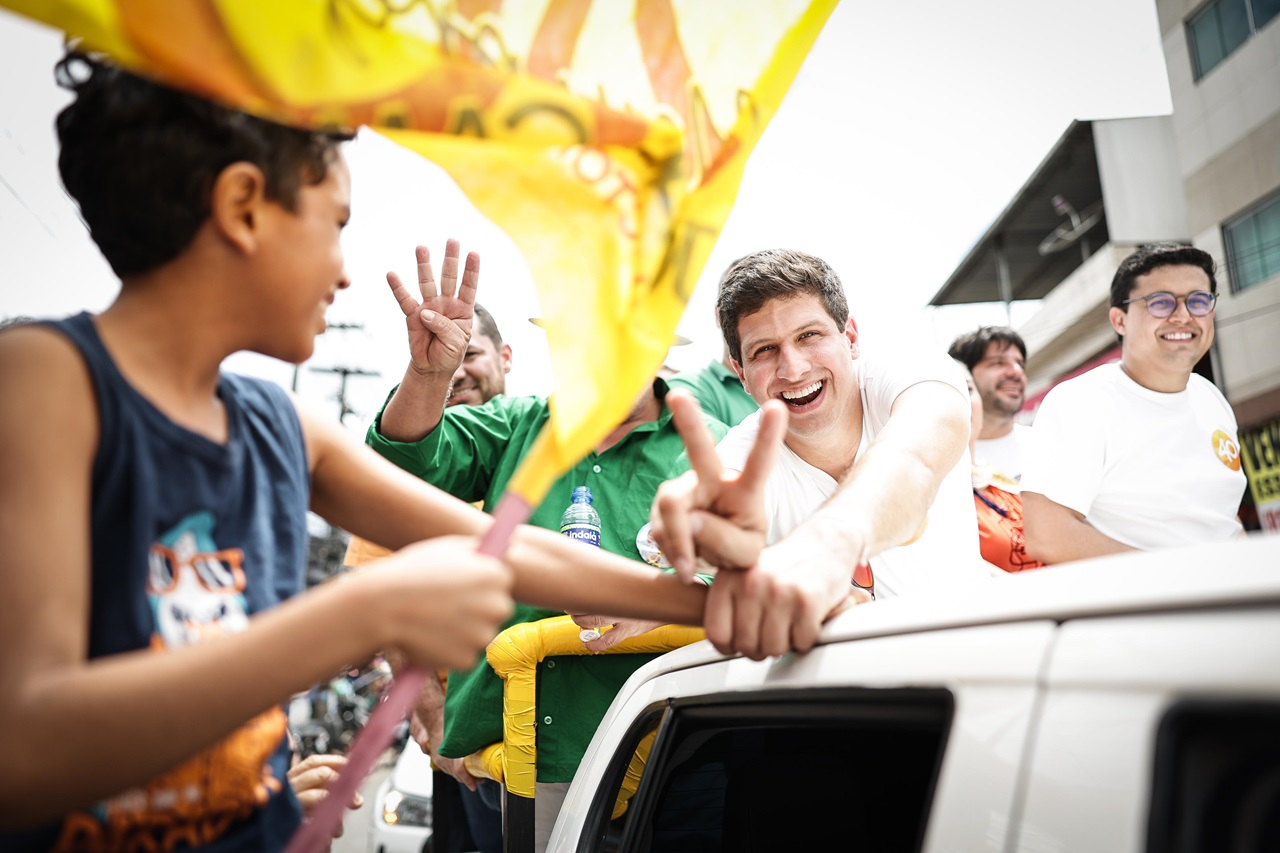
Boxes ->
[559,486,602,547]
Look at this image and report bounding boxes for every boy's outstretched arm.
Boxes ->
[0,328,513,828]
[304,405,708,625]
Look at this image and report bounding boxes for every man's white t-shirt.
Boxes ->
[975,423,1030,492]
[1020,364,1245,549]
[717,349,985,599]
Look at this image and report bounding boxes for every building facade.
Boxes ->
[932,0,1280,530]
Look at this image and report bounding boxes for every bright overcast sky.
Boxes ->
[0,1,1171,430]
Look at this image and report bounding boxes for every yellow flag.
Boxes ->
[3,0,836,508]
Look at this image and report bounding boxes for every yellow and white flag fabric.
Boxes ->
[3,0,836,507]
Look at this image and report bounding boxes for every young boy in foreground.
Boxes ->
[0,53,701,851]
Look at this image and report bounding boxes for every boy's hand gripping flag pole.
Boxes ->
[287,496,531,853]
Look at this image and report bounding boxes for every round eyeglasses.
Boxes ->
[1121,290,1216,318]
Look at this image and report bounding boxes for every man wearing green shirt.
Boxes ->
[668,285,757,428]
[668,356,757,427]
[368,242,726,852]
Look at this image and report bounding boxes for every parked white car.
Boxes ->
[546,535,1280,852]
[368,741,434,853]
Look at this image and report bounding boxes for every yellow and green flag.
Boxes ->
[2,0,836,509]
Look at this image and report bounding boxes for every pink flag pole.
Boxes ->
[284,493,532,853]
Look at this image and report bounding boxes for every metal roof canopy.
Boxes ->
[930,120,1109,307]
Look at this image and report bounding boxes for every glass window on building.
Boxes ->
[1255,0,1280,28]
[1225,193,1280,292]
[1189,0,1251,78]
[1188,0,1278,79]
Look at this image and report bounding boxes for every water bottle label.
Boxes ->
[560,522,601,547]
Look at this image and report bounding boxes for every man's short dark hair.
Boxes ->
[473,303,503,348]
[55,52,351,279]
[1110,243,1218,310]
[717,249,848,363]
[947,326,1028,370]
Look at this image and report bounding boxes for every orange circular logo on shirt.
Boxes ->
[1212,429,1242,471]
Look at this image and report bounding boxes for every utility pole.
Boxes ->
[299,322,380,585]
[296,322,381,425]
[309,364,381,425]
[294,321,364,392]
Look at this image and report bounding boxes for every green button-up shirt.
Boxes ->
[366,382,727,781]
[667,358,758,427]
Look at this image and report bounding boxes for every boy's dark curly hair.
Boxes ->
[55,52,352,278]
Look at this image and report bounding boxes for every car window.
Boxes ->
[582,688,952,853]
[579,705,668,853]
[1146,700,1280,853]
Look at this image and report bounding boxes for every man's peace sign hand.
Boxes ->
[649,391,788,583]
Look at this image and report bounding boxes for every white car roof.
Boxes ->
[648,533,1280,673]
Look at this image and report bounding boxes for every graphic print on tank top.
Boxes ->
[54,511,288,853]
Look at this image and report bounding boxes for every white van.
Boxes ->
[546,535,1280,852]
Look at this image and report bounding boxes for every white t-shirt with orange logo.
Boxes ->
[1021,364,1245,550]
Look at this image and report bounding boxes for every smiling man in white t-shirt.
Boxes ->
[651,249,984,660]
[1021,243,1246,564]
[947,326,1030,491]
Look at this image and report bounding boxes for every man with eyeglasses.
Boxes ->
[1021,243,1246,564]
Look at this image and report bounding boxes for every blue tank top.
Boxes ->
[12,313,310,852]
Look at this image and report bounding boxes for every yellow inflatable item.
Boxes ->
[481,615,704,818]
